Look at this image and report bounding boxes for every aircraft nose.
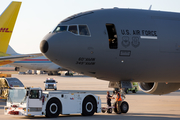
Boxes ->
[40,40,49,53]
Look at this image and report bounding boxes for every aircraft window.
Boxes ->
[53,26,67,32]
[79,25,90,36]
[68,25,78,34]
[106,24,118,49]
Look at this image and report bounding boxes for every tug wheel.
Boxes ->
[45,98,61,118]
[82,96,96,116]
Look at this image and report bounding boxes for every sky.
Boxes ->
[1,0,180,54]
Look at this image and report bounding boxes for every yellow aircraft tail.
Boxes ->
[0,1,21,53]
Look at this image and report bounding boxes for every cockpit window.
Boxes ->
[53,24,91,37]
[53,26,67,32]
[68,25,78,34]
[79,25,90,36]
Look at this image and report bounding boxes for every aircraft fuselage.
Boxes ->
[40,8,180,83]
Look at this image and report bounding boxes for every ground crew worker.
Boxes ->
[106,91,114,113]
[106,91,113,107]
[115,90,122,114]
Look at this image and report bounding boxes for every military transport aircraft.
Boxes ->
[40,8,180,95]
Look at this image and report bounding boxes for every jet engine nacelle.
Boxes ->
[15,67,28,72]
[139,82,180,95]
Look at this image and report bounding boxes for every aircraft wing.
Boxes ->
[0,53,43,61]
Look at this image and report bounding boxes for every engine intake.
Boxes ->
[139,82,180,95]
[15,67,20,71]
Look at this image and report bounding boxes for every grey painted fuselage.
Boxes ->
[41,8,180,83]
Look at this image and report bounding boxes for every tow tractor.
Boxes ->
[4,87,101,117]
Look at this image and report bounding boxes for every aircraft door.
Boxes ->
[106,24,118,49]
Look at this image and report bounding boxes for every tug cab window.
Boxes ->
[29,90,39,99]
[79,25,90,36]
[106,24,118,49]
[68,25,78,34]
[53,26,67,32]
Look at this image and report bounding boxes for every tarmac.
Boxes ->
[0,74,180,120]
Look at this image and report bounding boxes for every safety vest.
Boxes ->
[116,92,122,101]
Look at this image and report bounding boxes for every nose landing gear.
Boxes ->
[101,101,129,114]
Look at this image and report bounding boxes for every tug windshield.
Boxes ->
[7,89,26,103]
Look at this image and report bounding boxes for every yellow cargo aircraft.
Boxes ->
[0,1,41,66]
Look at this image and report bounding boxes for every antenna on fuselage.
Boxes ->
[149,5,152,10]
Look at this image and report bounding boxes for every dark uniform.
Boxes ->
[107,94,112,107]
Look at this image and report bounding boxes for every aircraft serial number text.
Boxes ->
[76,57,96,65]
